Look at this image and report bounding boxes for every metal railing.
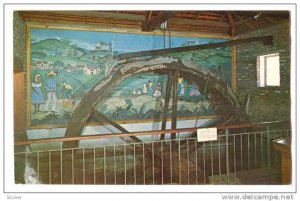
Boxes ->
[15,123,291,184]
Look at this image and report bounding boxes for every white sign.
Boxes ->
[197,127,218,142]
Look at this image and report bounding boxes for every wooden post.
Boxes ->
[231,45,237,92]
[171,70,179,139]
[161,72,173,140]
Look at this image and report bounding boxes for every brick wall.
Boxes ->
[14,11,26,72]
[13,12,27,133]
[236,22,290,122]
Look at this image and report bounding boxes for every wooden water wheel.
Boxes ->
[59,56,248,184]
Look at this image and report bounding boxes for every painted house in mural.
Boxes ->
[84,65,100,75]
[31,60,53,70]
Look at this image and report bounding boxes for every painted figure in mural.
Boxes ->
[44,71,58,112]
[143,83,148,95]
[31,74,44,114]
[62,83,73,99]
[189,82,201,101]
[178,77,185,97]
[153,83,162,98]
[148,80,154,95]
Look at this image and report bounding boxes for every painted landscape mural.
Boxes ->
[29,28,231,127]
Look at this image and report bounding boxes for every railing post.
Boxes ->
[267,126,270,170]
[225,129,230,181]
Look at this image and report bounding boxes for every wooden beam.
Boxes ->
[143,11,176,31]
[226,11,236,36]
[233,13,254,29]
[160,72,173,140]
[168,17,230,28]
[117,35,273,59]
[92,109,142,143]
[171,70,179,139]
[237,18,289,35]
[143,11,153,31]
[22,11,145,21]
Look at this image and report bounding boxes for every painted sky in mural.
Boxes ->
[29,28,231,127]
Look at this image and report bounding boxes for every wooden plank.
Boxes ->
[117,35,273,59]
[171,70,179,139]
[160,72,173,140]
[143,11,177,31]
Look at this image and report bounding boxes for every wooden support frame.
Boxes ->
[143,11,177,31]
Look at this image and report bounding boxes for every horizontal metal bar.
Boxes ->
[15,121,289,146]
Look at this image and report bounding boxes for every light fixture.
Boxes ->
[253,12,263,20]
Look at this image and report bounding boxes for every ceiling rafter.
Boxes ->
[226,11,236,36]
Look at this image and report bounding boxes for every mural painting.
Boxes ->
[28,28,232,127]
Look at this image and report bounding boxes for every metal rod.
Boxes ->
[72,149,74,184]
[143,143,145,185]
[104,147,107,185]
[261,132,264,168]
[123,144,126,185]
[267,126,271,170]
[233,135,236,180]
[210,141,214,183]
[152,142,155,184]
[187,139,190,184]
[218,136,221,182]
[225,129,230,181]
[247,133,250,170]
[48,151,51,184]
[161,141,164,184]
[60,149,63,184]
[254,133,257,169]
[114,145,116,185]
[178,139,181,184]
[94,147,96,184]
[37,152,39,184]
[240,135,243,171]
[134,144,136,185]
[83,148,85,184]
[195,139,198,184]
[203,142,206,184]
[170,141,173,184]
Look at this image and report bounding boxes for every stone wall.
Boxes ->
[236,22,291,122]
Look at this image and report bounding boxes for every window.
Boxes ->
[257,53,280,87]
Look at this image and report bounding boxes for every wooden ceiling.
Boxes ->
[19,11,289,38]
